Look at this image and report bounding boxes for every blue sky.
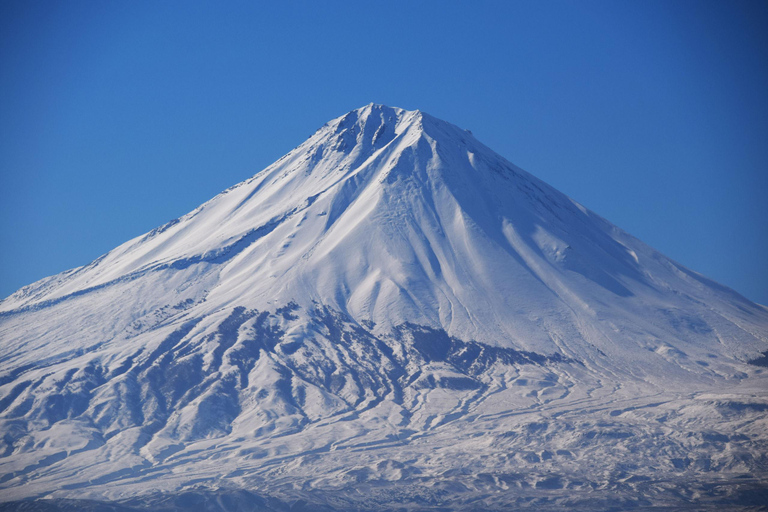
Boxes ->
[1,0,767,305]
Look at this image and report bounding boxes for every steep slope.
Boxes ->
[1,105,767,511]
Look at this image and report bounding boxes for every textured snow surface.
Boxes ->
[1,105,767,510]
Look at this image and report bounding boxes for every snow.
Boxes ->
[0,104,766,510]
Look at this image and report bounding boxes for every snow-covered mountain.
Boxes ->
[1,104,766,511]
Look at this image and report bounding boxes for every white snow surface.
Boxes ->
[0,104,767,510]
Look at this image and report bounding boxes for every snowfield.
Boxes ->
[0,105,766,511]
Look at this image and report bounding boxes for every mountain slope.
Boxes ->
[1,105,767,510]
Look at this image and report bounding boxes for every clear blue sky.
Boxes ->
[1,0,767,305]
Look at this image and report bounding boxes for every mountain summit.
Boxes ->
[1,105,767,511]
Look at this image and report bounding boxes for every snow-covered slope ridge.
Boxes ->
[0,104,767,510]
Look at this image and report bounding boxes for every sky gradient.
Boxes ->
[1,0,767,304]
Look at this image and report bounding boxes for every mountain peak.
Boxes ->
[324,104,422,146]
[318,104,472,152]
[296,104,494,191]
